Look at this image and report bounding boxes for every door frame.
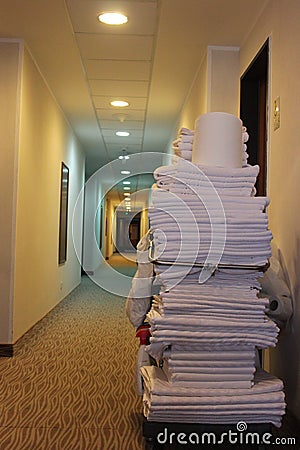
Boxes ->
[240,38,271,196]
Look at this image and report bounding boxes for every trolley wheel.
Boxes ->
[144,437,154,450]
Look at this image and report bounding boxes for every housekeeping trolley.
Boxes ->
[139,115,285,448]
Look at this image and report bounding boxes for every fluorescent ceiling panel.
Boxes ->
[84,60,151,81]
[90,79,149,97]
[76,34,153,60]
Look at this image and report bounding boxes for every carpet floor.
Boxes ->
[0,255,145,450]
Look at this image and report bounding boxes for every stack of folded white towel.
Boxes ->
[141,365,285,427]
[147,270,278,356]
[172,127,194,161]
[142,275,285,426]
[141,140,285,427]
[150,159,271,267]
[162,345,257,389]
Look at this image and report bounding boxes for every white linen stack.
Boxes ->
[141,365,285,427]
[172,127,194,161]
[146,270,279,364]
[150,159,271,267]
[141,156,285,428]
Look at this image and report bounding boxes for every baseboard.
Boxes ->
[0,344,14,357]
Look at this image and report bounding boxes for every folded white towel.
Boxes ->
[179,127,194,136]
[166,365,256,375]
[168,372,255,382]
[169,185,255,197]
[167,360,255,369]
[243,131,249,142]
[150,314,278,331]
[153,162,260,180]
[156,175,257,188]
[180,134,194,143]
[143,411,283,427]
[172,142,193,150]
[172,150,192,161]
[147,332,277,355]
[141,366,284,397]
[151,190,270,208]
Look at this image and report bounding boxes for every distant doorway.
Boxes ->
[115,211,141,252]
[129,213,141,248]
[240,39,269,196]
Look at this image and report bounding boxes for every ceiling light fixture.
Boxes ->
[121,170,131,175]
[122,181,131,185]
[124,193,130,196]
[98,12,128,25]
[123,187,130,190]
[118,148,130,161]
[116,131,130,137]
[110,100,129,108]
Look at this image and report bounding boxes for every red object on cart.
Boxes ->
[136,324,151,345]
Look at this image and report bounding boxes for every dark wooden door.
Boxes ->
[240,39,269,196]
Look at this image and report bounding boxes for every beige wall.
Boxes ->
[0,40,22,344]
[178,55,208,132]
[241,0,300,421]
[208,46,240,115]
[83,176,102,273]
[177,46,240,136]
[140,207,149,237]
[12,45,85,342]
[105,198,115,258]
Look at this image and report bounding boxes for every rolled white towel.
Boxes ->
[177,142,193,151]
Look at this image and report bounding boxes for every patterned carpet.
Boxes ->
[0,256,146,450]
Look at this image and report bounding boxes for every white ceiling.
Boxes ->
[0,0,269,186]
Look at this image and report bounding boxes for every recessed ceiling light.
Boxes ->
[116,131,130,137]
[123,181,131,185]
[121,170,131,175]
[98,12,128,25]
[123,187,130,190]
[124,193,130,196]
[110,100,129,108]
